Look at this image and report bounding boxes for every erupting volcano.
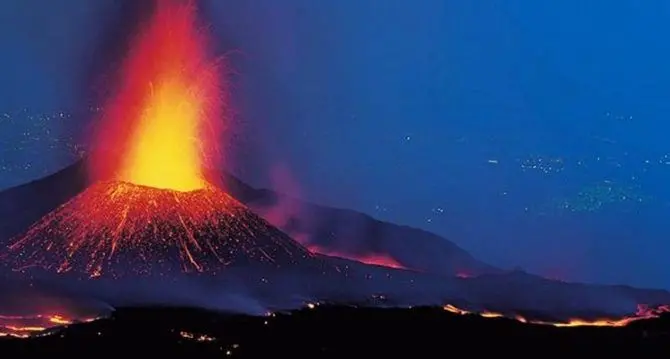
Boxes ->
[2,1,670,341]
[3,0,323,278]
[7,181,319,277]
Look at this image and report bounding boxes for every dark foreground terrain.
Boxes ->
[2,306,669,357]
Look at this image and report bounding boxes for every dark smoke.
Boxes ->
[83,0,156,107]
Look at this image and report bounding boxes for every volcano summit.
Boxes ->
[5,180,325,278]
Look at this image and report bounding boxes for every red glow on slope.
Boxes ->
[307,245,406,270]
[7,181,316,277]
[89,0,227,191]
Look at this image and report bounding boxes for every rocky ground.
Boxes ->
[2,306,669,357]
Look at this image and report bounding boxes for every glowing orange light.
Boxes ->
[306,245,406,270]
[90,0,224,192]
[0,313,97,338]
[120,79,207,191]
[443,303,670,328]
[48,315,73,325]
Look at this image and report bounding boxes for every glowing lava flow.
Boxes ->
[89,0,225,192]
[443,303,670,328]
[7,181,318,277]
[307,245,406,270]
[0,313,99,338]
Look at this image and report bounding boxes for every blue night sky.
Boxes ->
[1,0,669,289]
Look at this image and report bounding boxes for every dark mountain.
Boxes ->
[216,170,499,276]
[0,161,88,242]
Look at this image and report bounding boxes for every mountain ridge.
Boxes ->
[0,160,497,277]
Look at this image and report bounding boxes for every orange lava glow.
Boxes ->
[355,254,405,269]
[0,313,98,338]
[6,181,317,277]
[443,303,670,328]
[307,245,406,270]
[89,0,226,192]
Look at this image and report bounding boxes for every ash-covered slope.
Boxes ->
[1,180,330,278]
[0,161,88,242]
[0,160,495,276]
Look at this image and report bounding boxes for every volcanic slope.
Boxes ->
[2,180,331,278]
[0,160,496,277]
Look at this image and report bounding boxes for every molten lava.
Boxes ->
[7,181,318,277]
[90,0,224,191]
[120,78,207,191]
[0,313,98,338]
[307,245,406,270]
[443,303,670,328]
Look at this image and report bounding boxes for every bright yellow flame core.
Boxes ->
[119,79,206,192]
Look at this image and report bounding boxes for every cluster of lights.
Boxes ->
[179,330,216,342]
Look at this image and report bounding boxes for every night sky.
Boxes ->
[1,0,669,289]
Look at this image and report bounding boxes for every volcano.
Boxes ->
[1,1,330,279]
[2,0,670,332]
[4,181,326,278]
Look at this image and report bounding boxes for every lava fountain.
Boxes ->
[89,0,224,191]
[3,0,323,278]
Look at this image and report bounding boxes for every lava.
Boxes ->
[307,245,406,270]
[6,181,319,277]
[0,313,98,338]
[352,254,405,270]
[89,0,226,191]
[443,303,670,328]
